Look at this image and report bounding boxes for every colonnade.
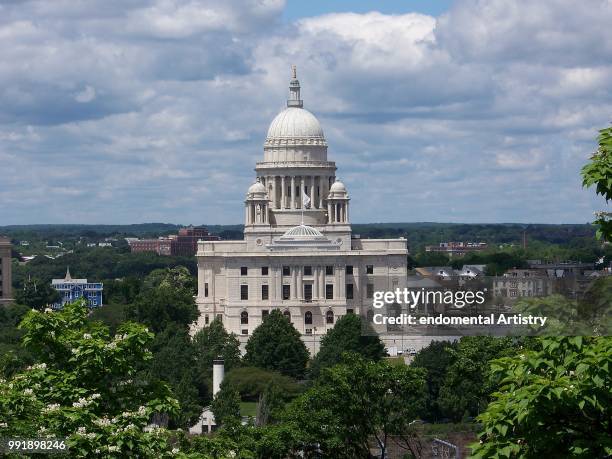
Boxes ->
[260,174,334,210]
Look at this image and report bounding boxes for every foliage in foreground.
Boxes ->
[472,336,612,458]
[0,301,180,458]
[581,125,612,242]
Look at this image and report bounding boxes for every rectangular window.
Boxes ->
[366,283,374,299]
[304,284,312,301]
[283,266,290,276]
[304,266,312,276]
[240,285,249,300]
[216,314,223,322]
[261,284,269,300]
[366,265,374,274]
[204,282,209,297]
[282,284,291,300]
[205,315,209,325]
[326,265,333,276]
[326,284,334,300]
[261,266,269,276]
[345,265,353,275]
[262,310,269,319]
[240,266,248,276]
[347,308,354,314]
[346,283,354,299]
[241,329,248,335]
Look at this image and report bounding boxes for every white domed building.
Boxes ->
[195,67,408,352]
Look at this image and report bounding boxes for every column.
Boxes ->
[320,265,325,300]
[314,266,319,299]
[297,266,303,300]
[328,202,333,223]
[310,176,315,208]
[346,202,349,223]
[281,176,286,209]
[300,176,305,209]
[275,266,282,300]
[272,176,277,209]
[245,206,250,225]
[291,266,297,299]
[290,176,295,209]
[318,176,323,208]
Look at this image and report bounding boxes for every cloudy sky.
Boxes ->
[0,0,610,225]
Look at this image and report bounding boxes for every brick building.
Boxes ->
[128,226,220,256]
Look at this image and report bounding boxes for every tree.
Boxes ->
[192,318,241,375]
[582,125,612,242]
[127,284,198,333]
[14,277,61,310]
[415,251,450,267]
[437,336,516,422]
[283,354,427,458]
[142,266,196,295]
[309,313,386,378]
[0,300,179,457]
[411,340,458,421]
[223,366,300,402]
[244,310,309,379]
[472,337,612,457]
[148,323,206,428]
[211,384,241,427]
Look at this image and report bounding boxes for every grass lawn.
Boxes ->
[240,401,258,418]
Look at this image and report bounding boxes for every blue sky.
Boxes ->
[283,0,453,20]
[0,0,610,225]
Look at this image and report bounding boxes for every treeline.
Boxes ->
[2,222,596,251]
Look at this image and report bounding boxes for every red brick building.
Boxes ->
[128,226,220,256]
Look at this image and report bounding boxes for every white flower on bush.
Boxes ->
[23,388,34,396]
[73,397,92,408]
[44,403,61,412]
[44,308,53,313]
[77,427,87,435]
[108,446,119,452]
[171,448,179,455]
[94,417,111,427]
[106,342,117,350]
[138,406,147,415]
[83,333,92,339]
[32,363,47,370]
[0,422,8,428]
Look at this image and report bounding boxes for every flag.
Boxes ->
[302,192,311,209]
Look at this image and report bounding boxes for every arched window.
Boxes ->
[305,311,313,325]
[326,310,334,324]
[366,309,374,323]
[283,309,291,319]
[240,311,249,325]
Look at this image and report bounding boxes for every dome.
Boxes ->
[247,180,266,195]
[266,107,325,141]
[281,224,324,239]
[329,180,347,193]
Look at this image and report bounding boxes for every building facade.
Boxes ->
[195,68,408,346]
[0,236,13,305]
[51,268,104,309]
[128,226,220,256]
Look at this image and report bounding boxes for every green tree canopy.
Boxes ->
[14,276,60,310]
[309,313,386,378]
[210,385,241,427]
[411,340,458,421]
[192,318,241,375]
[282,354,427,458]
[472,337,612,457]
[126,284,198,333]
[437,336,517,422]
[244,310,309,379]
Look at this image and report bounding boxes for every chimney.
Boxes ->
[212,358,225,397]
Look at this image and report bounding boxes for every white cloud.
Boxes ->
[0,0,610,224]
